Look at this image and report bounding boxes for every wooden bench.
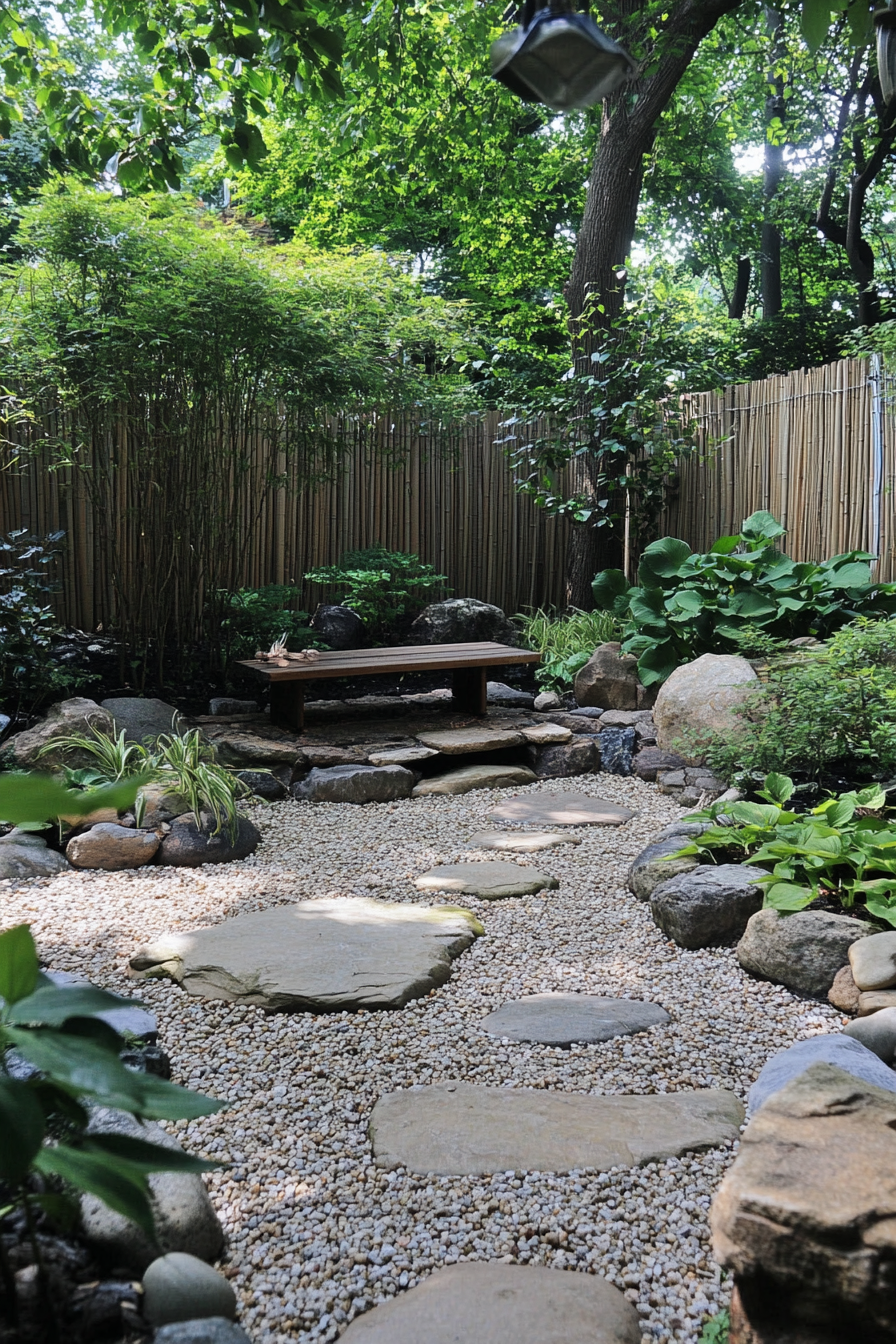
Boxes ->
[237,642,540,732]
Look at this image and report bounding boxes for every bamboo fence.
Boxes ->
[1,355,895,637]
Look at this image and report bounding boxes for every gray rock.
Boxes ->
[66,823,159,871]
[737,908,871,998]
[487,791,634,827]
[655,820,713,841]
[311,603,366,650]
[650,864,763,949]
[414,861,559,900]
[486,681,535,709]
[137,784,191,827]
[207,698,258,716]
[154,1321,252,1344]
[747,1035,896,1114]
[412,765,537,797]
[632,747,687,782]
[100,697,181,742]
[0,835,70,880]
[466,830,582,854]
[201,728,302,769]
[80,1109,224,1272]
[849,931,896,991]
[409,598,518,646]
[525,737,598,778]
[533,690,562,712]
[598,725,636,775]
[628,837,699,900]
[568,706,604,718]
[829,963,861,1014]
[481,993,669,1045]
[339,1263,640,1344]
[843,1007,896,1061]
[371,1081,744,1175]
[366,746,439,766]
[859,990,896,1015]
[415,726,524,754]
[156,816,261,868]
[143,1253,236,1327]
[130,899,482,1011]
[5,698,114,770]
[45,971,157,1042]
[234,770,287,801]
[291,764,414,804]
[574,643,655,711]
[539,712,607,735]
[653,654,759,761]
[520,723,572,745]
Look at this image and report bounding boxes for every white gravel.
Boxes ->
[3,774,846,1344]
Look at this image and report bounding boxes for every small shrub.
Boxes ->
[517,607,623,690]
[305,549,449,639]
[698,1310,729,1344]
[0,529,84,718]
[592,511,896,685]
[677,771,896,926]
[216,584,319,665]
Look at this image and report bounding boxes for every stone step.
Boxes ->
[481,994,669,1046]
[415,862,559,900]
[487,792,635,827]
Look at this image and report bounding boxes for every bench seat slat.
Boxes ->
[238,641,539,683]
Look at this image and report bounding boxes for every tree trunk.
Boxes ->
[761,9,785,320]
[728,256,752,319]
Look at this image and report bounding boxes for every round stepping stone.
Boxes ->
[129,899,482,1011]
[414,862,559,900]
[339,1262,640,1344]
[481,993,669,1045]
[370,1081,744,1175]
[487,791,635,827]
[466,830,581,854]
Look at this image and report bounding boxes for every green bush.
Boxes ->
[0,530,83,718]
[216,584,319,664]
[592,511,896,686]
[677,772,896,926]
[517,607,623,690]
[305,549,449,640]
[696,619,896,785]
[0,773,223,1321]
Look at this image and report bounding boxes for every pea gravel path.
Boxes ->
[3,776,845,1344]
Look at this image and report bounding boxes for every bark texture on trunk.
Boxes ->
[761,10,785,321]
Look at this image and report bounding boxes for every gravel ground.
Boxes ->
[4,774,846,1344]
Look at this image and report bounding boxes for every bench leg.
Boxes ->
[452,666,487,716]
[270,682,305,732]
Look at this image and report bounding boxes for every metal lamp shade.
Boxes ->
[491,8,635,111]
[877,6,896,104]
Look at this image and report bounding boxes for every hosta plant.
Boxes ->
[592,511,896,685]
[676,772,896,926]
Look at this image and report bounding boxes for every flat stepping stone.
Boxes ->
[415,727,524,754]
[488,791,635,827]
[367,745,439,766]
[412,764,536,797]
[415,862,559,899]
[521,722,572,744]
[467,830,581,853]
[339,1263,640,1344]
[481,993,670,1045]
[371,1081,744,1174]
[129,899,482,1011]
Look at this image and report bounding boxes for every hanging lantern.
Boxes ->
[876,2,896,104]
[491,0,635,112]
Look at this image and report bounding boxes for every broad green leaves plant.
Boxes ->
[592,512,896,686]
[676,773,896,925]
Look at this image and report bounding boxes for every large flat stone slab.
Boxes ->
[467,830,582,853]
[370,1081,744,1174]
[339,1263,640,1344]
[415,727,525,754]
[129,900,482,1011]
[414,862,559,900]
[487,792,635,827]
[412,765,536,797]
[481,994,670,1045]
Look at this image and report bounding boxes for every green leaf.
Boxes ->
[0,1078,45,1181]
[34,1144,154,1237]
[759,773,795,806]
[8,984,144,1027]
[728,591,778,619]
[591,568,629,611]
[0,924,39,1004]
[764,882,818,911]
[728,802,785,827]
[0,775,150,826]
[638,536,692,583]
[636,641,680,686]
[741,510,786,542]
[82,1132,217,1174]
[710,536,739,555]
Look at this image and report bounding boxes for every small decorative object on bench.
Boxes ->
[238,641,539,731]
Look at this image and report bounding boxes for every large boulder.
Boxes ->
[409,598,518,646]
[653,654,759,762]
[310,603,366,650]
[66,823,159,871]
[5,698,113,770]
[574,643,648,711]
[142,1253,236,1328]
[189,727,302,770]
[155,815,261,867]
[628,837,699,900]
[80,1108,224,1272]
[525,737,598,778]
[747,1035,896,1114]
[650,864,763,949]
[100,697,181,742]
[0,831,70,880]
[711,1063,896,1341]
[737,908,871,998]
[291,764,415,804]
